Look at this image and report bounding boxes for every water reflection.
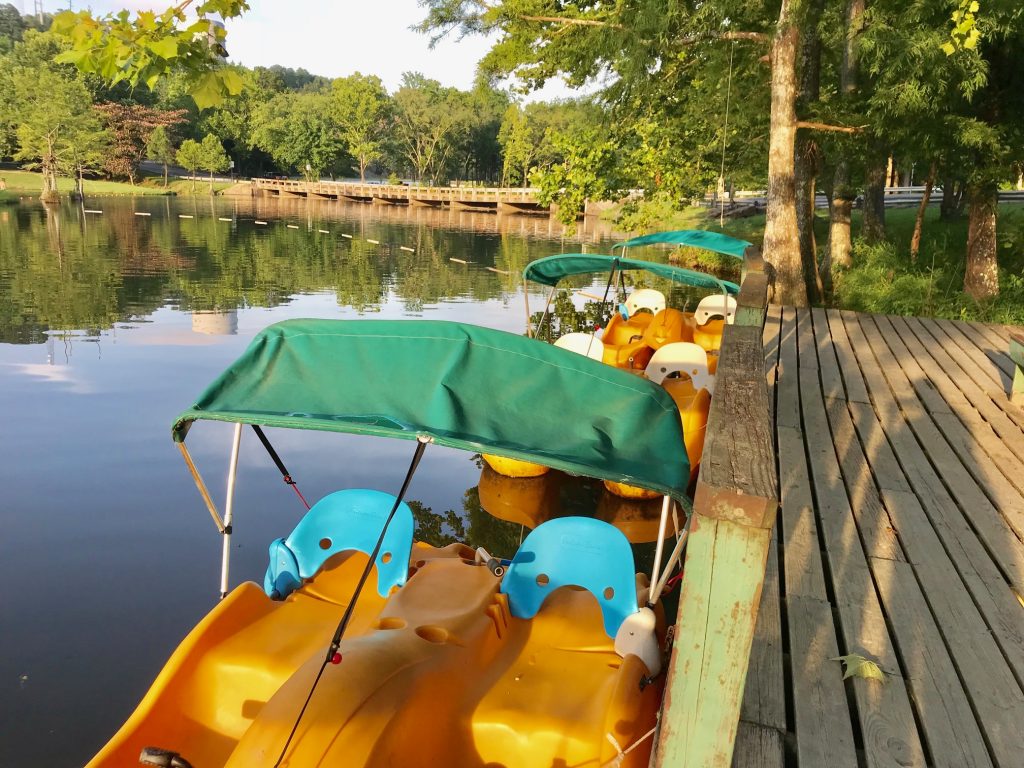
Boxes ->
[0,197,617,345]
[2,198,704,767]
[0,197,629,768]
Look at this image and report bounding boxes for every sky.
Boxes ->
[34,0,582,99]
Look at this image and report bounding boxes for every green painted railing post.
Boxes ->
[652,247,778,768]
[1009,334,1024,405]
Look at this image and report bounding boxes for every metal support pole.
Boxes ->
[523,283,532,337]
[220,423,243,599]
[177,442,225,533]
[649,495,672,604]
[537,286,557,342]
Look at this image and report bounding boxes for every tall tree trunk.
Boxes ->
[764,0,806,306]
[796,146,822,301]
[825,191,852,290]
[862,147,887,242]
[940,177,964,221]
[359,158,367,182]
[826,0,864,282]
[964,180,999,300]
[795,0,825,303]
[910,162,937,263]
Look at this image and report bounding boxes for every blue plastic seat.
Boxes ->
[500,517,639,637]
[263,488,414,599]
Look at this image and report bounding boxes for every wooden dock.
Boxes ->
[252,178,552,215]
[734,307,1024,768]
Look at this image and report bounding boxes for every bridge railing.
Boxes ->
[652,247,778,768]
[251,178,542,199]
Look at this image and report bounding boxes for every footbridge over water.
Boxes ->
[252,178,557,215]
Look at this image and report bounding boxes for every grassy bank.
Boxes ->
[616,202,1024,324]
[139,176,236,195]
[0,169,235,197]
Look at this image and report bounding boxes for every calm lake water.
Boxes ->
[0,196,689,766]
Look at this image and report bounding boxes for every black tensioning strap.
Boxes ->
[251,425,311,510]
[272,437,429,767]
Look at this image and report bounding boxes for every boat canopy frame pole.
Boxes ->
[220,423,243,599]
[537,286,558,342]
[648,495,672,604]
[176,441,225,533]
[523,283,532,337]
[649,497,690,604]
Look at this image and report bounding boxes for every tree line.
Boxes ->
[8,1,1023,308]
[0,5,604,203]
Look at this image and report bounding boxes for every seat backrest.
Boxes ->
[625,288,666,317]
[554,332,605,361]
[500,517,639,637]
[641,308,692,351]
[263,488,414,599]
[694,293,737,326]
[645,341,714,394]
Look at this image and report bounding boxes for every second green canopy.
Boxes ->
[523,253,740,295]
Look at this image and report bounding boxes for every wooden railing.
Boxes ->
[1010,334,1024,405]
[652,248,778,767]
[252,178,544,206]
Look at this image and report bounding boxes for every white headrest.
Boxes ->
[625,289,666,317]
[554,332,605,361]
[695,294,737,326]
[645,342,714,394]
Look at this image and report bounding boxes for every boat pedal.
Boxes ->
[139,747,194,768]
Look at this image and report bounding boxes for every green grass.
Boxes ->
[0,189,18,205]
[831,204,1024,324]
[139,176,236,195]
[1,169,235,197]
[614,200,1024,324]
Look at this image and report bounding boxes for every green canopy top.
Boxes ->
[173,319,690,501]
[522,253,739,295]
[614,230,752,260]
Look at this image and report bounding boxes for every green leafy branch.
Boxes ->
[942,0,981,55]
[50,0,249,109]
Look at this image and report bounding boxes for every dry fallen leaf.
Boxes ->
[832,653,888,683]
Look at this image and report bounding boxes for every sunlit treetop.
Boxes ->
[50,0,249,109]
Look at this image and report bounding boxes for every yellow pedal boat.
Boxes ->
[88,319,695,768]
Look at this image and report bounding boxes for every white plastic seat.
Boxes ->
[645,342,714,394]
[554,332,605,361]
[625,289,666,317]
[694,294,737,326]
